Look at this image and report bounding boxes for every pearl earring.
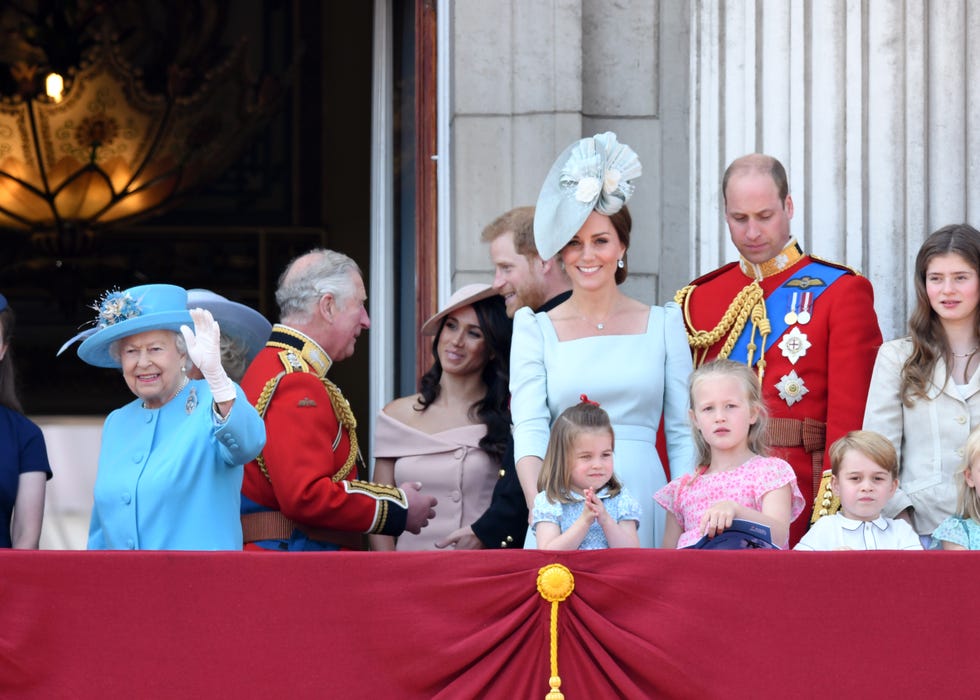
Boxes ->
[617,259,625,269]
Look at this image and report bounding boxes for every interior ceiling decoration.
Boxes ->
[0,1,289,241]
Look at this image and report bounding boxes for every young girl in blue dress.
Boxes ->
[932,426,980,550]
[531,397,641,550]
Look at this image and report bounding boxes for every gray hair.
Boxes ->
[219,334,249,383]
[109,330,189,369]
[275,248,362,323]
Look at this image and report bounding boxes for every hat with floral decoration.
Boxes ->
[533,131,642,260]
[76,284,193,368]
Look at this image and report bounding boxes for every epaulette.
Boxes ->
[276,348,310,375]
[809,254,862,277]
[265,325,332,378]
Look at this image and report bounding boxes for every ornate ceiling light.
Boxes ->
[0,3,287,240]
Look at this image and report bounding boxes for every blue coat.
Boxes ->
[88,380,265,550]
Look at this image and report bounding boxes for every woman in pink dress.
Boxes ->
[370,284,513,550]
[655,359,804,549]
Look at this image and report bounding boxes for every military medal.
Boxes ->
[797,292,813,325]
[783,291,799,325]
[777,327,811,365]
[776,370,808,407]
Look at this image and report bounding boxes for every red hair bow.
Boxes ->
[579,394,600,406]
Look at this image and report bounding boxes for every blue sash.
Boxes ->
[730,261,849,366]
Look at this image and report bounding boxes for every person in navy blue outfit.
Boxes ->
[0,293,51,548]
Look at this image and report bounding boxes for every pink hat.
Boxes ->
[420,284,498,336]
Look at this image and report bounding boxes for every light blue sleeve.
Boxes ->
[531,491,562,528]
[210,383,267,465]
[87,507,105,550]
[931,516,968,549]
[86,409,117,551]
[661,302,695,478]
[613,487,642,524]
[511,307,552,462]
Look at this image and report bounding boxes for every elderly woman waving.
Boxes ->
[76,284,265,550]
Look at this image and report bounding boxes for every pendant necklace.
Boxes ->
[575,301,615,331]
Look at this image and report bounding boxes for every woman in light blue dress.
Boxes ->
[511,132,694,548]
[75,284,266,550]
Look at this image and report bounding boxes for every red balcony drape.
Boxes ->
[0,549,972,698]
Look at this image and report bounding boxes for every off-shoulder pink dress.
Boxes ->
[374,411,498,550]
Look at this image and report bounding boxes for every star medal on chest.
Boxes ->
[186,387,198,415]
[775,370,808,407]
[777,327,811,365]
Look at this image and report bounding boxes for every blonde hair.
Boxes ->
[537,401,621,504]
[688,359,768,467]
[957,427,980,523]
[828,430,898,478]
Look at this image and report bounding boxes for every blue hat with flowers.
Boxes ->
[533,131,642,260]
[76,284,193,368]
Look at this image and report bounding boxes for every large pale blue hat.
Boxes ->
[77,284,193,368]
[186,289,271,363]
[533,131,642,260]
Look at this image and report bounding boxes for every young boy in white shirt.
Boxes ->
[795,431,922,551]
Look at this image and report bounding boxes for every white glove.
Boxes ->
[180,308,236,403]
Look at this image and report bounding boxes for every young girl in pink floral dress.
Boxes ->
[655,359,804,549]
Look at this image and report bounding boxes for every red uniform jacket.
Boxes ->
[679,251,882,545]
[241,325,408,537]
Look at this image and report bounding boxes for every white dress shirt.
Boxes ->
[794,513,923,551]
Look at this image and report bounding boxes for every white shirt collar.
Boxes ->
[837,513,889,531]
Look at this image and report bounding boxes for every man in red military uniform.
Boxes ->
[674,154,882,546]
[240,249,437,550]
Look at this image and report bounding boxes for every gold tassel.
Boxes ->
[810,470,840,523]
[536,564,575,700]
[675,281,765,367]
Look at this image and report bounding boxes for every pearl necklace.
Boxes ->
[142,375,189,409]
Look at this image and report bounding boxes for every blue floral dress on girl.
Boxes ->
[532,486,641,550]
[931,516,980,549]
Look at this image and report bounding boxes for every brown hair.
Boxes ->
[901,223,980,404]
[480,206,537,257]
[828,430,898,478]
[537,400,621,503]
[609,206,631,285]
[0,305,23,413]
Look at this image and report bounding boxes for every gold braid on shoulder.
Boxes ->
[252,374,361,485]
[674,280,769,380]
